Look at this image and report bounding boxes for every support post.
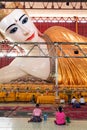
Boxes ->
[54,42,59,98]
[55,57,58,97]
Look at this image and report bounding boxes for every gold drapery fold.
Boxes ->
[44,26,87,86]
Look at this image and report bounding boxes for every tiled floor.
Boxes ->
[0,103,87,130]
[0,118,87,130]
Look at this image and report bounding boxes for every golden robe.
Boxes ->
[44,26,87,86]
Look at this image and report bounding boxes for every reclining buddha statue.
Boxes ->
[0,2,87,85]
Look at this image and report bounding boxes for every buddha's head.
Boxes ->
[0,2,39,42]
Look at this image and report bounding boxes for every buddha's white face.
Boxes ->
[0,9,38,42]
[0,9,51,81]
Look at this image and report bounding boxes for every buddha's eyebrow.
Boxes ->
[19,14,26,21]
[6,24,16,31]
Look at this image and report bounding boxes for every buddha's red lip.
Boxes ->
[25,33,35,41]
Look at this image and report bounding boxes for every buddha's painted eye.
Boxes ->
[10,27,18,33]
[22,17,28,24]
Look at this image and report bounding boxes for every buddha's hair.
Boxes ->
[0,2,24,21]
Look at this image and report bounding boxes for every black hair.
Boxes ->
[36,103,39,108]
[81,95,83,97]
[58,106,63,113]
[73,96,75,98]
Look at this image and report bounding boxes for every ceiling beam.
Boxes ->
[0,0,86,2]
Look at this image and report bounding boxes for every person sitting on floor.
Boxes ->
[71,96,76,104]
[30,95,36,104]
[72,100,81,108]
[54,106,66,125]
[28,103,42,122]
[60,98,65,104]
[79,95,86,105]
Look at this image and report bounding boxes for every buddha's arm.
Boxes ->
[0,56,50,83]
[0,63,26,83]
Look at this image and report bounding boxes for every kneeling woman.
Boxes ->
[54,106,66,125]
[28,104,42,122]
